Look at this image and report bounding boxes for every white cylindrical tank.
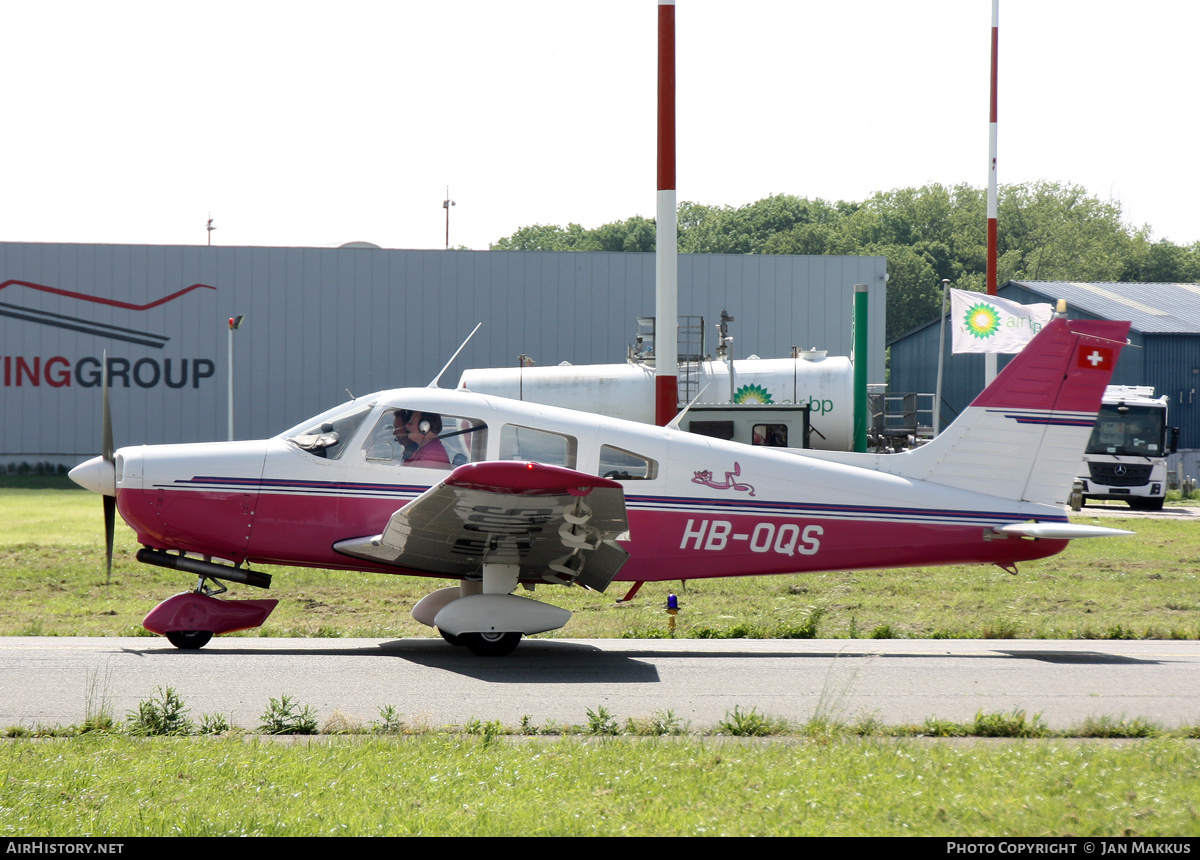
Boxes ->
[458,354,854,451]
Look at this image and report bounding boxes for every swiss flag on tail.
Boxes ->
[1077,345,1115,371]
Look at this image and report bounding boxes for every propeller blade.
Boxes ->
[101,350,114,583]
[101,350,113,463]
[103,494,115,583]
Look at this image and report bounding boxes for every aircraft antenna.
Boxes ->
[666,381,711,431]
[427,322,482,388]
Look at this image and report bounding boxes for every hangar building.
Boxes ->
[0,242,886,466]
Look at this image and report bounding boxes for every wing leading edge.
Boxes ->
[333,461,630,592]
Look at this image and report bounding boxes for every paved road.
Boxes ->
[1076,503,1200,520]
[2,637,1197,732]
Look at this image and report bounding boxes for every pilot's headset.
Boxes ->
[398,409,440,436]
[419,413,443,436]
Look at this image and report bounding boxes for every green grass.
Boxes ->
[1,734,1197,836]
[2,479,1199,640]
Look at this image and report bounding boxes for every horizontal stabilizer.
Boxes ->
[993,522,1134,540]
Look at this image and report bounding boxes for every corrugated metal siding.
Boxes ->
[1143,335,1200,449]
[1009,281,1200,334]
[0,242,885,460]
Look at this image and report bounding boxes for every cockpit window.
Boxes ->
[283,401,375,460]
[499,425,577,468]
[363,409,488,470]
[599,445,658,480]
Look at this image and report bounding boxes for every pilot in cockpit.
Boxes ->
[395,409,451,468]
[390,411,418,460]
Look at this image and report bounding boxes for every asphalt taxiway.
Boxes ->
[2,637,1197,731]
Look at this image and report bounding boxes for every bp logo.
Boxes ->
[733,383,773,404]
[962,302,1001,340]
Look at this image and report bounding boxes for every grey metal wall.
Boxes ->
[1140,334,1200,450]
[0,242,886,462]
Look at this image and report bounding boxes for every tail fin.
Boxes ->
[897,318,1130,505]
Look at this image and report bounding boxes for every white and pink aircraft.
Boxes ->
[70,317,1133,655]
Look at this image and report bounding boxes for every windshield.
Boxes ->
[281,400,376,460]
[1085,403,1166,457]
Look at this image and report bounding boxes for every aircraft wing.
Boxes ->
[334,461,630,592]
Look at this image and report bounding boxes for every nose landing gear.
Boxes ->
[142,572,278,649]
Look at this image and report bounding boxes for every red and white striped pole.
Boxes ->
[985,0,999,384]
[655,0,679,426]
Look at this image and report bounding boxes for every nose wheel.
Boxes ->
[165,630,213,650]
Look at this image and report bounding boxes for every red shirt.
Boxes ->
[406,438,450,468]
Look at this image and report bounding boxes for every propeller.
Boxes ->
[101,351,115,584]
[69,352,118,581]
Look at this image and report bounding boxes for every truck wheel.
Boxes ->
[1128,498,1164,511]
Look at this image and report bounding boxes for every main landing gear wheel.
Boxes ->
[439,628,464,647]
[166,630,213,650]
[461,631,522,657]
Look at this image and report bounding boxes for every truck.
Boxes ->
[1077,385,1178,510]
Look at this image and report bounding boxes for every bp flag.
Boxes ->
[950,289,1054,354]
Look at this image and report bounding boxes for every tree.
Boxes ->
[489,181,1198,340]
[998,181,1143,282]
[677,194,848,254]
[1127,239,1200,283]
[490,216,656,252]
[867,243,941,339]
[590,215,656,252]
[490,223,591,251]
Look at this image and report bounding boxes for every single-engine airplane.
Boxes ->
[69,317,1134,655]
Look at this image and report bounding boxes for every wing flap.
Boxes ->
[334,461,629,589]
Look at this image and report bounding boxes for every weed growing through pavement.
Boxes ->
[82,666,115,733]
[126,686,194,736]
[258,694,319,735]
[585,706,620,736]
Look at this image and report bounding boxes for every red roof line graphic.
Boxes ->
[0,280,216,311]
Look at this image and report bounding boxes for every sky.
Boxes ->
[2,1,1196,252]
